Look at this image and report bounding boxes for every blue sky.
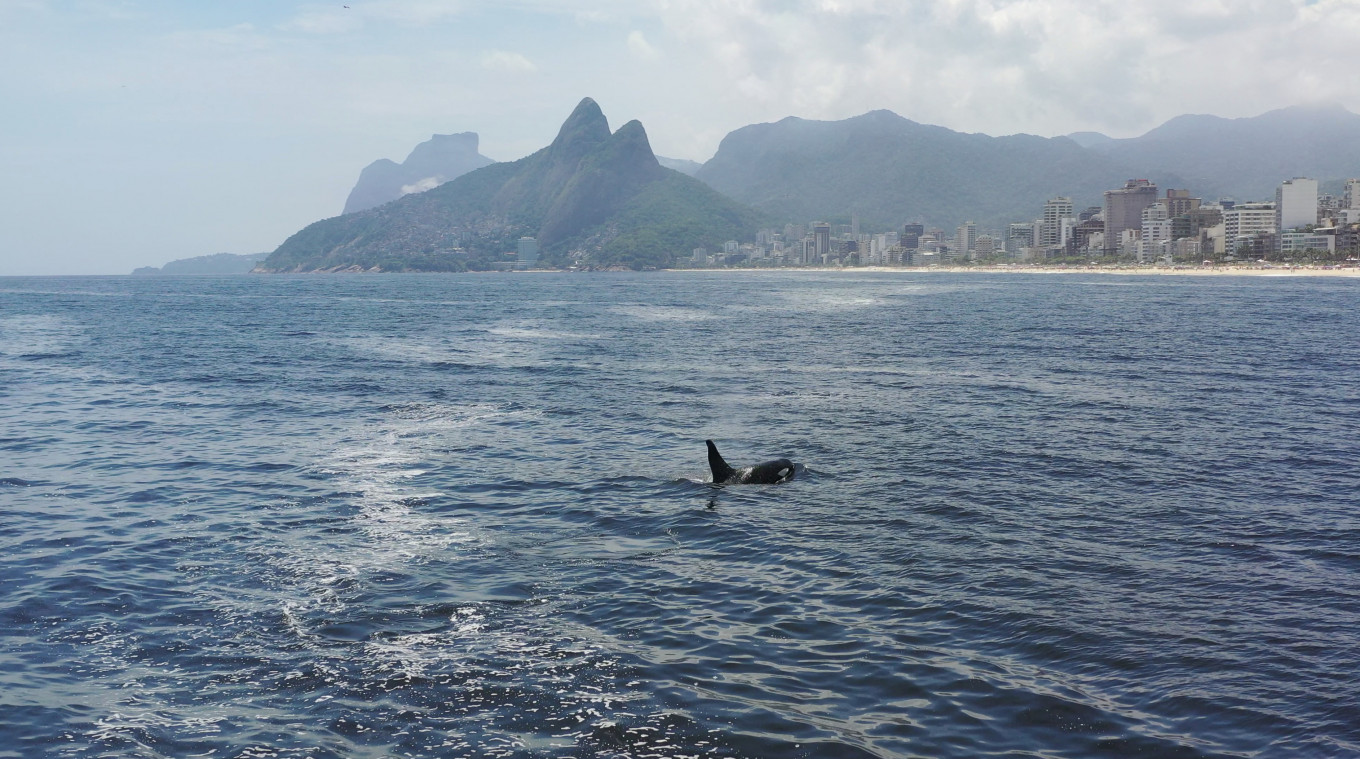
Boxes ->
[3,0,1358,274]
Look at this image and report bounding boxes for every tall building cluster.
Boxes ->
[682,175,1360,268]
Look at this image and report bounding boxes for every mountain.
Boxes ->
[342,132,495,214]
[1065,131,1114,149]
[132,252,268,275]
[657,156,703,176]
[694,104,1360,233]
[695,110,1154,231]
[260,98,763,272]
[1078,103,1360,201]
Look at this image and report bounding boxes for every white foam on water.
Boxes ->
[0,314,87,356]
[774,290,882,312]
[335,333,550,370]
[609,305,715,322]
[485,324,605,340]
[261,402,547,640]
[333,335,470,365]
[360,604,489,681]
[305,402,521,569]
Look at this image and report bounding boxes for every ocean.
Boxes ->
[1,271,1357,758]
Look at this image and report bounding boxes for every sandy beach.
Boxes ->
[680,265,1360,277]
[907,264,1360,277]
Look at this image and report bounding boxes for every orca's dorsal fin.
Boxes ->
[706,439,736,482]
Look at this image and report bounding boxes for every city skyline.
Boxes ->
[687,173,1359,270]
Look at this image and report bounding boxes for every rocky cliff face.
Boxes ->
[342,132,494,215]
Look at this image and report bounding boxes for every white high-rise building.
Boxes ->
[1344,179,1360,210]
[1040,197,1074,247]
[954,221,976,259]
[1276,177,1318,231]
[1223,203,1276,255]
[871,233,892,265]
[1142,202,1171,245]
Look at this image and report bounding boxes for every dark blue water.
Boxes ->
[2,272,1358,758]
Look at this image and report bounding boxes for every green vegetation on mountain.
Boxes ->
[695,110,1153,231]
[551,170,764,269]
[694,104,1360,233]
[261,98,761,272]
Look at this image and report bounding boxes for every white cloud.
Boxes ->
[282,10,363,35]
[627,30,661,60]
[650,0,1360,137]
[574,9,615,24]
[401,176,442,195]
[363,0,466,25]
[282,0,466,35]
[169,23,273,52]
[480,50,538,73]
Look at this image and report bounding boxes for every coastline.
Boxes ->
[676,264,1360,277]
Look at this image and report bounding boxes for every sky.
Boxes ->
[2,0,1358,275]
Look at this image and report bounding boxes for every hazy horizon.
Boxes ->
[4,1,1358,275]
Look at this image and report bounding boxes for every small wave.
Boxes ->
[333,335,467,364]
[0,314,88,358]
[281,402,528,583]
[775,291,881,312]
[528,533,681,562]
[1,476,33,486]
[485,325,604,340]
[609,305,714,322]
[335,335,548,370]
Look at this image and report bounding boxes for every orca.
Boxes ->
[705,439,796,484]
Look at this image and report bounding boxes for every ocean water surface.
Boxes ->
[1,271,1357,758]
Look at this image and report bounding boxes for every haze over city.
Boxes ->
[3,0,1358,275]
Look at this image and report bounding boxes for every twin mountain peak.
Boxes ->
[263,98,755,272]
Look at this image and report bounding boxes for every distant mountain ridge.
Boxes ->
[656,156,702,176]
[1073,103,1360,201]
[261,98,761,272]
[132,252,268,275]
[695,110,1156,231]
[342,132,494,214]
[695,103,1360,231]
